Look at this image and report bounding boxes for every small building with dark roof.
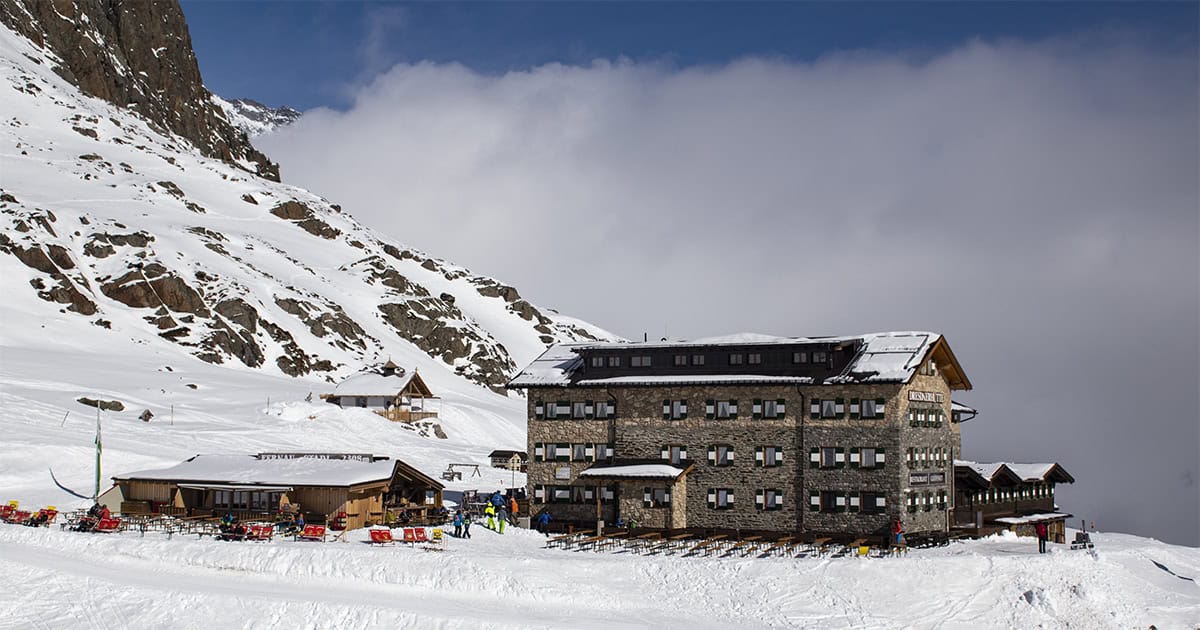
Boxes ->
[954,460,1075,541]
[488,450,529,471]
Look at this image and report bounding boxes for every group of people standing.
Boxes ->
[450,490,519,538]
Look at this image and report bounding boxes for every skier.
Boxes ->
[484,503,496,530]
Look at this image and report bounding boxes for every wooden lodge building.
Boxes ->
[112,452,444,530]
[488,450,529,472]
[954,460,1075,542]
[508,331,1071,541]
[321,361,440,423]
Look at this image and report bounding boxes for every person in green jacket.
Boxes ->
[484,503,496,530]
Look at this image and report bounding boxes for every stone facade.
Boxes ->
[522,344,966,538]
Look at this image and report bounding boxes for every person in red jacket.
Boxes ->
[99,505,110,521]
[891,519,904,547]
[1035,521,1049,553]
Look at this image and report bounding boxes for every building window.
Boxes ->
[607,356,620,367]
[355,397,367,408]
[820,447,841,468]
[708,488,734,509]
[747,353,762,365]
[572,402,587,419]
[706,399,738,419]
[729,353,744,365]
[643,487,671,508]
[819,491,844,513]
[816,398,844,419]
[572,444,588,461]
[812,351,828,364]
[757,489,784,511]
[673,355,687,366]
[758,446,783,467]
[709,444,735,466]
[857,447,884,469]
[594,401,615,419]
[662,399,688,420]
[590,356,604,368]
[853,398,886,419]
[661,445,687,464]
[631,355,652,367]
[571,486,594,503]
[691,354,705,366]
[753,398,786,419]
[861,492,887,514]
[792,351,808,364]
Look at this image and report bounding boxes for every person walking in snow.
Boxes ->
[509,496,519,524]
[453,510,464,538]
[462,513,472,538]
[1035,521,1049,553]
[496,504,508,534]
[484,503,496,530]
[536,511,551,535]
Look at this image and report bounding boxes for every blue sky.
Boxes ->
[181,1,1199,110]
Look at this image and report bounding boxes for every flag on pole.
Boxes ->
[94,411,102,500]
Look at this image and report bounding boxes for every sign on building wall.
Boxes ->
[555,466,572,480]
[257,453,378,462]
[908,391,945,403]
[909,471,947,486]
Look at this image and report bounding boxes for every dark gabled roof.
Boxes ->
[488,450,527,459]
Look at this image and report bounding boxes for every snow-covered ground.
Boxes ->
[1,521,1198,629]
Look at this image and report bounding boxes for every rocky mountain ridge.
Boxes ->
[214,96,301,137]
[0,3,612,395]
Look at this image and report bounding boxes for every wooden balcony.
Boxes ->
[375,409,439,423]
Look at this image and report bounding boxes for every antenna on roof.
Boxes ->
[643,332,648,342]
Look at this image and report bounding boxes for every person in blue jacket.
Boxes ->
[536,511,551,535]
[452,510,464,538]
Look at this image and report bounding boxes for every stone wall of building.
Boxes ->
[897,370,959,534]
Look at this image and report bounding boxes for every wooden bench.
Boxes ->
[797,537,831,556]
[687,535,727,556]
[724,536,762,557]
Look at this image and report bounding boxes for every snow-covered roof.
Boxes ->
[506,343,584,387]
[509,331,958,388]
[331,371,415,396]
[114,454,398,487]
[956,460,1074,484]
[578,464,688,479]
[993,512,1073,525]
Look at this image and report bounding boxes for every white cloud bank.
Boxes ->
[258,35,1199,545]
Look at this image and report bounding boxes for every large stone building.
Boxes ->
[508,331,976,538]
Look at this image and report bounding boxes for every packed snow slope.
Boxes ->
[1,523,1198,629]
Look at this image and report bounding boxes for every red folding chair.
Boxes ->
[369,528,395,545]
[402,528,417,545]
[298,525,326,542]
[94,517,121,533]
[414,528,429,543]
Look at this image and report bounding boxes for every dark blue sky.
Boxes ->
[181,1,1198,111]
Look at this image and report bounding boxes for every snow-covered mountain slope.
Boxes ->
[0,21,614,400]
[212,96,301,137]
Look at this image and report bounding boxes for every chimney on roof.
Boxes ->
[643,332,648,342]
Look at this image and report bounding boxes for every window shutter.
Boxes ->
[875,399,886,419]
[849,448,860,468]
[729,400,738,418]
[850,398,860,419]
[809,491,820,511]
[585,444,595,461]
[848,494,860,513]
[705,400,715,419]
[707,489,716,508]
[835,494,846,512]
[835,447,846,467]
[556,444,570,461]
[534,402,544,419]
[557,401,570,419]
[726,490,734,505]
[775,447,784,463]
[679,401,687,418]
[776,399,786,418]
[756,446,764,464]
[752,399,762,419]
[584,401,594,419]
[876,495,887,508]
[809,447,820,468]
[534,485,545,501]
[776,491,784,507]
[835,398,845,415]
[876,449,886,467]
[663,400,671,419]
[755,489,765,507]
[644,488,652,508]
[810,399,821,419]
[663,490,671,503]
[660,446,669,460]
[534,444,544,461]
[584,488,594,501]
[602,487,614,501]
[680,447,688,460]
[708,446,716,464]
[727,447,736,462]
